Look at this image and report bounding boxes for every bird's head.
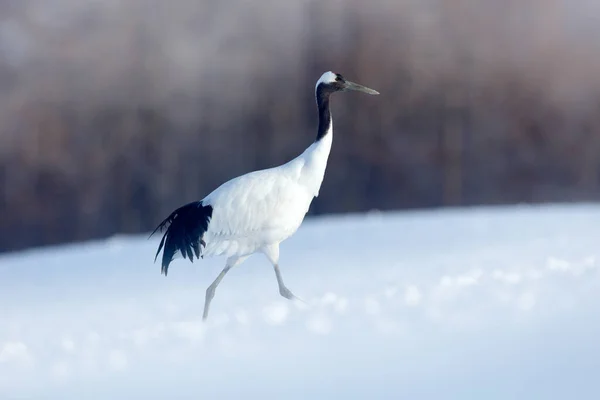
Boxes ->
[315,71,379,96]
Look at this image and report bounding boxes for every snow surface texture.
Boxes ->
[1,204,600,399]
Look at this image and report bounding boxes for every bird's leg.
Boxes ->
[273,263,303,302]
[203,255,248,321]
[203,265,231,320]
[262,244,304,303]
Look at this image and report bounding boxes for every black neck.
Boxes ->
[315,85,332,142]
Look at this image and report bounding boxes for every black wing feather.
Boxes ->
[150,201,213,276]
[192,240,201,259]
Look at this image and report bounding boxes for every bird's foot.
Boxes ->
[279,287,306,303]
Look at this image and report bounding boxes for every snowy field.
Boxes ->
[1,204,600,399]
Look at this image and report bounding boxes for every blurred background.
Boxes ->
[1,0,599,254]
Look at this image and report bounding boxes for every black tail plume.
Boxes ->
[150,201,213,276]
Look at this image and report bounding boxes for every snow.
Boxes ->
[1,203,600,399]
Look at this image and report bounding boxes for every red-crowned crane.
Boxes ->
[152,71,379,320]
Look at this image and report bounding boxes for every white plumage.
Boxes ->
[152,71,378,320]
[202,119,332,259]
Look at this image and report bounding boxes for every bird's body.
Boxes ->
[201,127,332,259]
[152,71,378,320]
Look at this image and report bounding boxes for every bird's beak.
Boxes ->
[343,80,380,95]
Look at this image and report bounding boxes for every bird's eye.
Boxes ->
[335,74,344,82]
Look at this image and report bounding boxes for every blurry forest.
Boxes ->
[1,0,600,253]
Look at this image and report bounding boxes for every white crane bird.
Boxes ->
[152,71,379,320]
